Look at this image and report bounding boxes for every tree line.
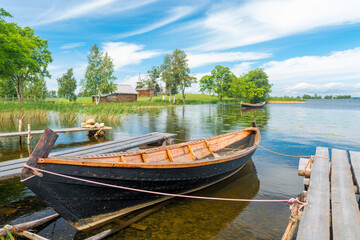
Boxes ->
[200,66,272,103]
[0,8,271,104]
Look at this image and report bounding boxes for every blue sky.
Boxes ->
[3,0,360,96]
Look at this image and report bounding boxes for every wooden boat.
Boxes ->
[20,122,260,231]
[241,102,266,108]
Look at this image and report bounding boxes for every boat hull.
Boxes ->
[241,102,265,108]
[23,150,255,230]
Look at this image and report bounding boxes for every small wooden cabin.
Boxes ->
[136,87,157,97]
[92,84,138,103]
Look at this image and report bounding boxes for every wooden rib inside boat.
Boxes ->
[20,121,260,231]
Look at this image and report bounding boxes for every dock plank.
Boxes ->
[349,151,360,191]
[296,147,330,240]
[0,127,112,138]
[332,149,360,239]
[0,132,176,180]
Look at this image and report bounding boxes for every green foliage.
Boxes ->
[160,49,195,103]
[58,68,77,102]
[146,66,161,102]
[199,75,214,99]
[0,9,52,102]
[81,44,116,103]
[48,90,57,98]
[303,94,321,99]
[170,49,196,104]
[24,77,48,99]
[211,65,236,100]
[0,78,17,97]
[244,68,271,103]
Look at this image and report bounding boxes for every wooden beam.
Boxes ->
[85,201,171,240]
[166,149,174,162]
[187,145,197,160]
[298,158,311,177]
[331,149,360,239]
[0,214,59,236]
[296,147,330,240]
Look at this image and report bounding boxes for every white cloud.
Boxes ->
[33,0,157,26]
[187,52,270,68]
[189,0,360,51]
[115,6,196,39]
[101,42,162,69]
[60,42,85,50]
[230,62,254,76]
[262,47,360,96]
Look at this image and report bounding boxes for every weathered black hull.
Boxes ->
[241,102,266,108]
[23,150,255,230]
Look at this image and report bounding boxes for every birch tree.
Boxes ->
[81,44,116,104]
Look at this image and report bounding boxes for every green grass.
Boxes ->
[0,94,247,123]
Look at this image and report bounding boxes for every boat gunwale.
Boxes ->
[241,102,266,107]
[37,127,260,169]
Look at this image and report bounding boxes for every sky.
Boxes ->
[2,0,360,97]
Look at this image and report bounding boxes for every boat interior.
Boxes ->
[38,127,258,165]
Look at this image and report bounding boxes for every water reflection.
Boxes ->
[1,101,360,239]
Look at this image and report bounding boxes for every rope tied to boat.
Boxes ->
[21,164,308,208]
[255,143,329,160]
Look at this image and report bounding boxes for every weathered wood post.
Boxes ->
[27,124,31,145]
[18,119,22,144]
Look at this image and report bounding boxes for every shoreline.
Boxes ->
[267,101,306,104]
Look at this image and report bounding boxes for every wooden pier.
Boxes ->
[297,147,360,239]
[0,132,176,181]
[0,126,113,145]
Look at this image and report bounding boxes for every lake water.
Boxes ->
[1,99,360,239]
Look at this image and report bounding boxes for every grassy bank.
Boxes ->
[0,94,245,123]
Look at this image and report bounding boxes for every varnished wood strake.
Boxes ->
[21,122,260,231]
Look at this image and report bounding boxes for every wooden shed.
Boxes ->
[136,87,157,97]
[92,84,138,103]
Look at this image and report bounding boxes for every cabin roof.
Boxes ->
[136,87,150,91]
[114,84,138,94]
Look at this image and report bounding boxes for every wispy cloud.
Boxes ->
[60,42,86,50]
[114,6,196,39]
[101,42,162,69]
[262,47,360,96]
[230,62,254,76]
[34,0,157,26]
[187,51,270,68]
[188,0,360,51]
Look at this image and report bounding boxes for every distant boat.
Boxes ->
[21,122,260,231]
[241,102,266,108]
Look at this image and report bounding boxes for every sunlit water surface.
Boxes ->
[1,99,360,239]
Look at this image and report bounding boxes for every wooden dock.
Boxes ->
[0,132,176,181]
[0,127,112,139]
[297,147,360,239]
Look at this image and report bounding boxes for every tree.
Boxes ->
[47,90,57,98]
[0,9,52,102]
[23,77,48,99]
[171,49,196,104]
[160,49,195,104]
[199,75,214,99]
[161,54,177,102]
[244,69,271,103]
[81,44,116,104]
[57,68,77,102]
[146,66,161,102]
[211,65,236,100]
[230,76,265,103]
[0,78,17,97]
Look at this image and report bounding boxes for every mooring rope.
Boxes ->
[255,143,329,160]
[22,164,307,208]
